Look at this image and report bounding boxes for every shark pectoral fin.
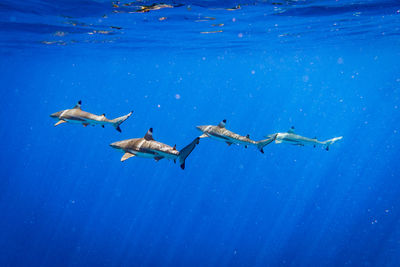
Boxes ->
[245,145,248,148]
[226,142,233,146]
[102,125,105,128]
[199,133,209,138]
[83,123,89,127]
[121,152,135,162]
[275,139,282,144]
[154,156,163,162]
[54,120,67,126]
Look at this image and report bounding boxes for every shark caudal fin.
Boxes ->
[256,134,277,153]
[111,111,133,132]
[178,137,200,170]
[322,136,343,151]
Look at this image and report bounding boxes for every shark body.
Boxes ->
[273,127,343,151]
[50,101,133,132]
[110,128,200,169]
[196,119,276,153]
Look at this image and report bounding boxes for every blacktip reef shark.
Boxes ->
[196,119,277,153]
[50,101,133,132]
[271,126,343,151]
[110,128,200,170]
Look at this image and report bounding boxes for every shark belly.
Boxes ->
[227,137,255,146]
[207,132,230,142]
[156,151,178,160]
[85,118,107,125]
[129,150,157,158]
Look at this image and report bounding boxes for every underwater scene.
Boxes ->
[1,0,400,266]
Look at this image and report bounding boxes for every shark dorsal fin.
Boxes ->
[173,144,177,150]
[144,128,154,141]
[246,134,250,138]
[218,119,227,128]
[74,100,82,110]
[288,126,295,134]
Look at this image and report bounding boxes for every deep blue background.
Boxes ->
[1,1,400,266]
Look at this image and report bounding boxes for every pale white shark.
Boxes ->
[50,101,133,132]
[196,119,276,153]
[272,127,343,151]
[110,128,200,170]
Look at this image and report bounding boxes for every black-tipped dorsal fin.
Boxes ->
[288,126,295,134]
[74,100,82,110]
[144,128,154,141]
[218,119,227,128]
[173,144,177,150]
[246,134,250,138]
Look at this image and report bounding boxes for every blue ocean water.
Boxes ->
[1,0,400,266]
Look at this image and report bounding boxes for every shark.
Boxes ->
[110,128,200,170]
[272,126,343,151]
[50,101,133,132]
[196,119,276,153]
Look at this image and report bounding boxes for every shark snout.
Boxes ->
[50,111,62,118]
[110,141,123,150]
[196,125,207,132]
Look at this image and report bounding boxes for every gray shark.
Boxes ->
[50,101,133,132]
[110,128,200,170]
[272,126,343,151]
[196,119,276,153]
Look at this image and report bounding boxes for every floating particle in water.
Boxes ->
[159,17,167,21]
[251,70,255,74]
[302,75,309,82]
[232,18,236,22]
[157,104,161,108]
[385,209,390,213]
[226,5,240,11]
[201,30,223,34]
[337,57,344,64]
[175,94,181,100]
[202,57,206,61]
[54,31,67,37]
[238,33,243,38]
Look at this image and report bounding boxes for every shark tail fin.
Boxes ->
[256,133,277,153]
[322,136,343,151]
[111,111,133,132]
[178,137,200,170]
